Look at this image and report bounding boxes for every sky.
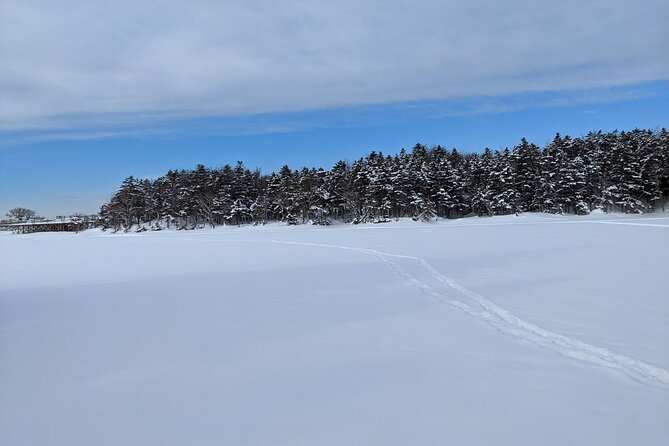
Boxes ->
[1,0,668,218]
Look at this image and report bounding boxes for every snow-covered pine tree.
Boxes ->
[325,160,355,221]
[467,149,495,216]
[659,128,669,209]
[489,149,519,215]
[539,134,564,213]
[510,138,542,212]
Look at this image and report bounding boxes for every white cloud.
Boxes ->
[1,0,667,132]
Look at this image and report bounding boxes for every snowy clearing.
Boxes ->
[1,212,668,445]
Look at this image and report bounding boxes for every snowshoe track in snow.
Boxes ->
[271,239,669,390]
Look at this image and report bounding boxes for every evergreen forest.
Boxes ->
[99,129,669,230]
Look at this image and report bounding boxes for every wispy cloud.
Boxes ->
[433,82,667,117]
[1,0,667,138]
[1,81,666,146]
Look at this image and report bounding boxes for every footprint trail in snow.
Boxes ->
[271,239,669,390]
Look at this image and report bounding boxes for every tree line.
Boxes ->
[99,129,669,231]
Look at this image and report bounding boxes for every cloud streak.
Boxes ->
[1,81,665,147]
[1,0,667,134]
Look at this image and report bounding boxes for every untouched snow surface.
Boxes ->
[1,212,668,445]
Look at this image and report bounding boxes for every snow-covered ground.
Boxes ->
[1,212,668,445]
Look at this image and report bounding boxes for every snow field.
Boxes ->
[1,212,668,445]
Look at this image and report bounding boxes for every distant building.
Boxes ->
[1,220,87,234]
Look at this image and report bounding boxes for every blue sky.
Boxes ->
[1,1,668,218]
